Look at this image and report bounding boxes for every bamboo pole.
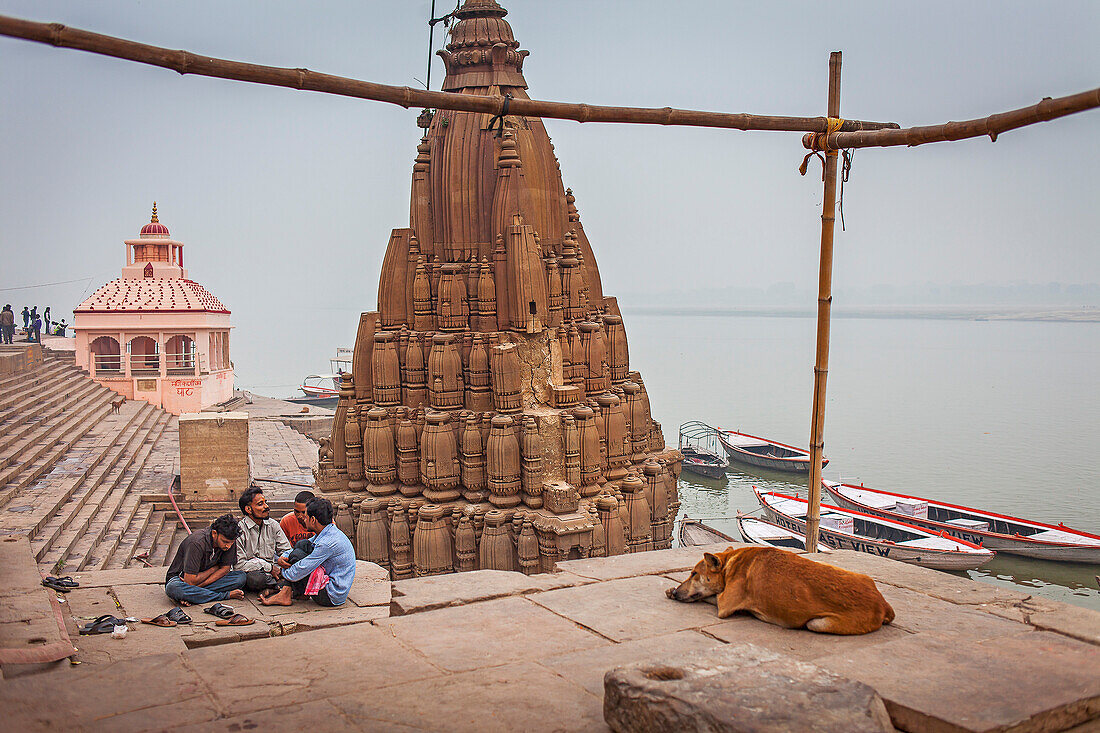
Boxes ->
[0,14,898,134]
[804,52,843,554]
[803,86,1100,150]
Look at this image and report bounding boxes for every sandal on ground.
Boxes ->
[215,613,254,627]
[166,607,192,625]
[42,577,76,593]
[203,603,235,619]
[141,614,177,628]
[79,615,126,635]
[44,575,80,589]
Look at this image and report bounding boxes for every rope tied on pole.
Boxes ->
[487,93,514,138]
[799,116,845,177]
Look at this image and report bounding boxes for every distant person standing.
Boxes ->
[0,305,14,344]
[21,306,29,330]
[42,306,50,333]
[31,315,42,343]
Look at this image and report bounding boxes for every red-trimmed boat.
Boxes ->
[823,481,1100,564]
[754,487,995,571]
[718,429,826,474]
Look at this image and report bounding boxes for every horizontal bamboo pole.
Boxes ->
[0,14,899,134]
[803,87,1100,150]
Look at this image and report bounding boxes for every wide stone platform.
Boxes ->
[3,543,1098,732]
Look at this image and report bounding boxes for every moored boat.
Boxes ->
[718,429,826,473]
[288,348,353,408]
[754,487,995,571]
[736,514,831,553]
[679,518,736,547]
[678,421,729,480]
[823,481,1100,564]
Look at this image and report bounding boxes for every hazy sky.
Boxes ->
[1,1,1097,388]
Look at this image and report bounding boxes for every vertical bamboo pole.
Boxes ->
[805,52,842,553]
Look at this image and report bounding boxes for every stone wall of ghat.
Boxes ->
[313,0,682,578]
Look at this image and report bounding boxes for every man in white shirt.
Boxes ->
[235,487,293,593]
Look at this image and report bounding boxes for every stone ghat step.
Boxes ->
[15,400,152,544]
[0,359,75,411]
[100,501,155,570]
[35,406,168,573]
[70,412,175,573]
[0,376,115,477]
[0,355,71,395]
[0,365,93,429]
[0,391,117,509]
[0,377,102,460]
[125,509,171,569]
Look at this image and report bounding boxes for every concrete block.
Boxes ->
[603,644,896,733]
[179,411,249,500]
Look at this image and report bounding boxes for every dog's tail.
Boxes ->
[882,600,895,625]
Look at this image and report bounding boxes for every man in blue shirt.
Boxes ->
[259,497,356,607]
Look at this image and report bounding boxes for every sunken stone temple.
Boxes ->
[315,0,682,578]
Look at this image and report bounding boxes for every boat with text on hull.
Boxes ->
[718,429,826,473]
[823,481,1100,564]
[753,487,995,571]
[736,514,831,553]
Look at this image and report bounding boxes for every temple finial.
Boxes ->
[150,201,159,223]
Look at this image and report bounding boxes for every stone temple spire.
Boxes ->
[315,0,681,578]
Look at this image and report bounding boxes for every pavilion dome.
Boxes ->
[139,202,170,238]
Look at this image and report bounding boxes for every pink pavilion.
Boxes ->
[74,203,234,414]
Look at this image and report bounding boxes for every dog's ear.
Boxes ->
[704,553,721,572]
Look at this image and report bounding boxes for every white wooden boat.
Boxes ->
[823,481,1100,564]
[718,429,827,473]
[737,514,831,553]
[679,518,736,547]
[754,487,995,571]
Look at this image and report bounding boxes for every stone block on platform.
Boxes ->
[179,411,249,500]
[604,645,896,733]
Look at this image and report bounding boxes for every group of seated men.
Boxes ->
[163,489,357,608]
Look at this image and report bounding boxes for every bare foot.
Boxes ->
[259,587,293,606]
[179,600,192,607]
[228,589,245,600]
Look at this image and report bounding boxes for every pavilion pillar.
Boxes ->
[121,331,130,377]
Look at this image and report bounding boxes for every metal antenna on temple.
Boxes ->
[425,0,460,91]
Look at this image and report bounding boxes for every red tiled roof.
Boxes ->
[75,278,229,313]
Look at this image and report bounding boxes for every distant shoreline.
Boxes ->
[622,305,1100,323]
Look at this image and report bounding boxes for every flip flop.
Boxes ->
[215,614,254,627]
[42,578,73,593]
[166,607,192,625]
[204,603,235,619]
[43,575,80,588]
[79,615,126,635]
[141,614,177,628]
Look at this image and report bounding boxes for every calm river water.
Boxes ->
[241,309,1100,610]
[626,310,1100,611]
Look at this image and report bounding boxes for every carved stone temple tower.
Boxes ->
[315,0,682,578]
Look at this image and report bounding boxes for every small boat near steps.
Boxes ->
[754,487,995,571]
[823,481,1100,564]
[718,429,826,474]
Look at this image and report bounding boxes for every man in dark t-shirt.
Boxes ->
[164,514,247,605]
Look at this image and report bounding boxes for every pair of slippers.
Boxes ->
[204,602,254,627]
[42,575,79,593]
[78,614,128,635]
[141,607,191,627]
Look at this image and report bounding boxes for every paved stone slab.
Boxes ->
[375,595,609,673]
[0,651,219,732]
[554,542,737,581]
[817,629,1100,733]
[806,550,1033,607]
[187,623,441,716]
[347,560,392,608]
[702,615,910,662]
[0,537,44,598]
[604,644,895,733]
[982,593,1100,646]
[68,566,170,589]
[332,661,606,732]
[390,568,593,616]
[171,698,422,733]
[873,584,1027,643]
[538,630,726,698]
[528,574,718,642]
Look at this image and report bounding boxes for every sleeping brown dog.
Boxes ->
[667,546,894,635]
